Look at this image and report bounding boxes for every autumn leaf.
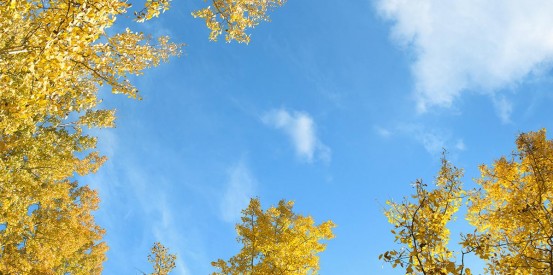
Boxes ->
[192,0,287,43]
[466,129,553,274]
[380,154,468,275]
[212,198,335,275]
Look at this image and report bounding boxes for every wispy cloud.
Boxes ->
[152,196,192,275]
[492,95,513,124]
[455,139,466,151]
[84,130,196,275]
[262,108,331,163]
[220,161,256,223]
[410,127,448,156]
[374,126,392,138]
[378,123,466,156]
[152,195,191,275]
[377,0,553,113]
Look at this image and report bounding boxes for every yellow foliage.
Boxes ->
[192,0,287,43]
[147,242,176,275]
[0,124,109,273]
[0,0,182,137]
[212,198,335,275]
[1,0,289,272]
[135,0,172,22]
[0,0,181,273]
[382,130,553,275]
[466,129,553,274]
[381,155,469,275]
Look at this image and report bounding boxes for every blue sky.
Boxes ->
[85,0,553,274]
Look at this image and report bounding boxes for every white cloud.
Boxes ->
[152,197,192,275]
[220,161,256,223]
[455,139,467,151]
[84,131,195,275]
[262,109,331,163]
[396,124,464,155]
[377,0,553,112]
[417,130,446,155]
[375,126,392,138]
[492,95,513,124]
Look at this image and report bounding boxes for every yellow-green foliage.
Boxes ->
[382,130,553,275]
[212,198,335,275]
[193,0,287,43]
[466,130,553,274]
[0,0,180,273]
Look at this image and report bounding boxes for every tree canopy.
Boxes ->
[0,0,178,272]
[381,155,468,274]
[382,129,553,275]
[147,242,177,275]
[465,130,553,274]
[6,1,553,275]
[0,0,286,273]
[212,198,335,275]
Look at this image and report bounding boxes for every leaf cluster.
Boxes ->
[192,0,287,43]
[382,129,553,275]
[212,198,335,275]
[1,0,290,272]
[381,155,470,275]
[147,242,177,275]
[0,0,181,273]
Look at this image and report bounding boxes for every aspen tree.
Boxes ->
[212,198,335,275]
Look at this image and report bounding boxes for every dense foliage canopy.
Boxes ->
[4,1,553,275]
[382,130,553,275]
[0,0,286,273]
[212,198,335,275]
